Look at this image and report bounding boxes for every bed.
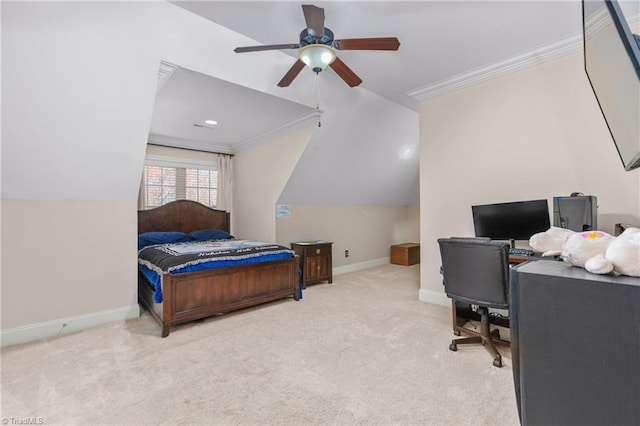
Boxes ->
[137,200,300,337]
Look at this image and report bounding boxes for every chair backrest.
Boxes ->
[437,237,510,309]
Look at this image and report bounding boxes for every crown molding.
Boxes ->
[147,134,234,154]
[157,61,178,92]
[147,110,321,154]
[232,110,323,152]
[630,14,640,33]
[408,32,583,101]
[584,4,611,38]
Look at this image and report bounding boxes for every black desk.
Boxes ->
[510,261,640,425]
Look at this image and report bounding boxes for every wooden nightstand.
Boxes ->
[290,241,333,288]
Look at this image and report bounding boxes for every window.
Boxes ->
[141,164,218,209]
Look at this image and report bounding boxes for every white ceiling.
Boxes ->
[150,1,584,152]
[149,66,317,153]
[173,1,583,110]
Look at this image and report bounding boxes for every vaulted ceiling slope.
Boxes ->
[163,1,582,206]
[2,1,582,208]
[173,1,582,111]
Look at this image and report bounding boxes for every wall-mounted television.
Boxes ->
[583,0,640,171]
[472,199,551,244]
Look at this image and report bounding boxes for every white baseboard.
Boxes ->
[0,304,140,347]
[333,257,390,276]
[418,288,450,307]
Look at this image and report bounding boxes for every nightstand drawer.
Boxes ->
[303,245,331,257]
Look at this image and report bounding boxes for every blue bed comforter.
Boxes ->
[138,239,295,303]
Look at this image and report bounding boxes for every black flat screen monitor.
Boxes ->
[583,0,640,171]
[472,199,551,241]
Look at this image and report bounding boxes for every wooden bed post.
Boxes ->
[161,274,173,338]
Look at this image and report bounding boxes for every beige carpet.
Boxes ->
[1,264,519,425]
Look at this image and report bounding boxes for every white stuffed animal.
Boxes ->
[562,230,615,269]
[528,226,575,256]
[599,227,640,277]
[529,227,640,277]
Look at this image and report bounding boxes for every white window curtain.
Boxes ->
[138,176,145,210]
[216,154,233,212]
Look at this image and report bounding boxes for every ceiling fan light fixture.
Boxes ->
[298,44,336,73]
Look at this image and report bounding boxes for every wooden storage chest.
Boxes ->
[390,243,420,266]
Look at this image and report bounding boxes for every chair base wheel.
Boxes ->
[454,330,461,336]
[493,357,503,368]
[449,343,458,351]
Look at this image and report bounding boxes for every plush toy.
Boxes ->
[562,230,616,269]
[597,227,640,277]
[528,226,574,256]
[528,227,640,278]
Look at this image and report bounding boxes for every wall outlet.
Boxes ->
[345,250,349,257]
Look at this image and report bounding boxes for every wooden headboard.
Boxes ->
[138,200,230,234]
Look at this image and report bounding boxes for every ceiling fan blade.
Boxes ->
[277,60,306,87]
[329,57,363,87]
[234,43,299,53]
[334,37,400,51]
[302,4,325,37]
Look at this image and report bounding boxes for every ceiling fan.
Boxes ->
[233,4,400,88]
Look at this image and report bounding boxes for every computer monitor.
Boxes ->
[472,199,551,244]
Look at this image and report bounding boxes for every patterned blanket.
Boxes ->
[138,239,295,303]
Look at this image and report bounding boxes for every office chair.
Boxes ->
[437,237,511,367]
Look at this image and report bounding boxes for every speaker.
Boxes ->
[553,195,597,232]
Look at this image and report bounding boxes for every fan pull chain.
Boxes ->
[316,73,321,127]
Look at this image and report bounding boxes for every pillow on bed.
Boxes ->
[188,229,234,242]
[138,231,190,250]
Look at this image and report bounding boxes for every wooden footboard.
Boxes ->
[138,200,300,337]
[138,256,300,337]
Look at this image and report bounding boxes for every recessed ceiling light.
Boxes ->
[399,145,415,159]
[204,119,218,126]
